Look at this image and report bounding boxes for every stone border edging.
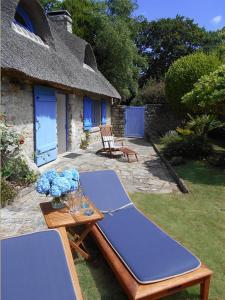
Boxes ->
[149,139,189,194]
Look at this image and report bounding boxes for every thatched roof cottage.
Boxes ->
[1,0,120,166]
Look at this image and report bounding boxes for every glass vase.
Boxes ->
[51,196,65,209]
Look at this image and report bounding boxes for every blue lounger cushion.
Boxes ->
[80,170,201,284]
[80,170,131,212]
[98,206,200,283]
[1,230,77,300]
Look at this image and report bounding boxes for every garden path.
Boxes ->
[0,139,178,238]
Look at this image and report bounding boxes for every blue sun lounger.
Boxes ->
[80,170,212,299]
[1,228,83,300]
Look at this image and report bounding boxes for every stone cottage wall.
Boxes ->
[1,75,113,161]
[1,76,34,159]
[67,94,84,151]
[111,105,125,137]
[144,104,182,139]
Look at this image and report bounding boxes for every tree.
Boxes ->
[40,0,61,11]
[182,65,225,117]
[136,16,219,85]
[165,52,221,114]
[41,0,146,101]
[106,0,138,18]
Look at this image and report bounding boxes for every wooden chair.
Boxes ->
[97,125,139,163]
[96,125,124,157]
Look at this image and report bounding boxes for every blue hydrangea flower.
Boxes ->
[60,170,73,180]
[70,179,78,191]
[52,176,71,194]
[49,185,62,197]
[42,169,58,182]
[70,169,79,181]
[36,177,50,194]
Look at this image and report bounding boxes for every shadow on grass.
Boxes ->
[75,235,126,299]
[174,160,225,186]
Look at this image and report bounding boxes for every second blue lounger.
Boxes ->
[80,170,201,284]
[1,229,82,300]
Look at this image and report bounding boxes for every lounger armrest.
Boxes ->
[115,138,124,146]
[57,227,83,300]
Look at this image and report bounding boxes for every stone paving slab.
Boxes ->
[0,138,178,238]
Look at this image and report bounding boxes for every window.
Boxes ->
[92,100,101,127]
[83,97,107,130]
[14,4,35,33]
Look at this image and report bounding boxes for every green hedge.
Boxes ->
[165,52,221,114]
[182,65,225,116]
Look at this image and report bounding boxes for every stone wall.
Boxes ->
[67,94,84,151]
[1,76,34,159]
[111,105,125,137]
[145,103,182,139]
[111,103,181,140]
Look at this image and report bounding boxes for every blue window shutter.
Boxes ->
[101,101,107,125]
[83,97,92,130]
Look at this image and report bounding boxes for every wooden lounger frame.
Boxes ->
[57,227,83,300]
[91,225,212,300]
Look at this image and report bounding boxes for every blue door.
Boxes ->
[34,86,57,166]
[125,106,145,137]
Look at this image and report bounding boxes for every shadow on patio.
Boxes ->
[41,138,178,194]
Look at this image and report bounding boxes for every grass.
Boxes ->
[75,160,225,300]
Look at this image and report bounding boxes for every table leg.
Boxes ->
[68,222,95,260]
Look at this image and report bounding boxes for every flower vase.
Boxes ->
[51,196,65,209]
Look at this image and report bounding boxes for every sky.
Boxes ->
[135,0,225,31]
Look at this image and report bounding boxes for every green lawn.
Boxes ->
[75,161,225,300]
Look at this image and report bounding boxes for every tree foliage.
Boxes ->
[136,16,221,85]
[134,79,165,105]
[165,52,221,114]
[182,65,225,116]
[40,0,224,103]
[41,0,146,100]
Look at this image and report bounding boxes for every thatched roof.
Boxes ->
[1,0,121,99]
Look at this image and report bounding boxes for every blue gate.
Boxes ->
[34,85,57,166]
[125,106,145,137]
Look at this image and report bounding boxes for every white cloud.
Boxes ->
[211,15,222,25]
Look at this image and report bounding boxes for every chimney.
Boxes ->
[47,10,72,33]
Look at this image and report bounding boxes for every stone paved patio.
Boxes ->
[0,139,178,238]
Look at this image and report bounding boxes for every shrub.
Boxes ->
[80,131,90,150]
[162,136,213,160]
[182,65,225,116]
[160,131,184,145]
[3,157,38,185]
[0,114,22,166]
[135,79,166,104]
[165,52,221,113]
[0,179,17,207]
[185,114,225,138]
